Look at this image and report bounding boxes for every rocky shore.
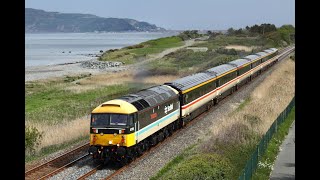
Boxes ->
[25,59,126,82]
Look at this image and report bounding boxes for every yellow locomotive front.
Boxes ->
[88,99,138,164]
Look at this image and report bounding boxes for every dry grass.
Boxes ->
[136,75,180,85]
[26,116,90,152]
[225,45,256,52]
[209,57,295,144]
[64,69,180,93]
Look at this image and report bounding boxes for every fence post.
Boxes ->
[275,116,278,133]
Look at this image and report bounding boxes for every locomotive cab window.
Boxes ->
[128,114,134,126]
[110,114,127,125]
[91,113,130,127]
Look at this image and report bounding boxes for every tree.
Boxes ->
[234,28,243,35]
[227,28,235,35]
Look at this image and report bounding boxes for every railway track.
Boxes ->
[77,164,104,180]
[25,143,90,180]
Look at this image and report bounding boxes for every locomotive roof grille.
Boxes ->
[118,85,177,110]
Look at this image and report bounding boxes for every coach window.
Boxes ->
[185,94,188,104]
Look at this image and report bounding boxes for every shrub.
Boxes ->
[126,44,144,49]
[157,154,233,180]
[216,48,238,55]
[25,126,43,155]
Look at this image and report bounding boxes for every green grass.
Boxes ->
[150,143,235,180]
[229,97,251,117]
[252,107,295,180]
[155,154,233,180]
[218,141,259,179]
[26,81,152,124]
[237,97,251,111]
[193,35,271,50]
[150,144,196,180]
[131,36,183,55]
[99,36,183,64]
[146,47,244,76]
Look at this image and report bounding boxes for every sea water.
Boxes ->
[25,32,178,67]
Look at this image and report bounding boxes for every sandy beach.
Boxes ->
[25,59,127,82]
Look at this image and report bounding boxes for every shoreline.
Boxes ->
[25,59,126,82]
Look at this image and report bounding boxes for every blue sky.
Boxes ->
[25,0,295,30]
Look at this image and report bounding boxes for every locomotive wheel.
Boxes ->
[137,146,143,156]
[144,141,150,151]
[158,132,164,142]
[127,149,135,162]
[164,128,170,138]
[214,98,219,105]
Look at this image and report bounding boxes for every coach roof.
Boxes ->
[243,54,260,61]
[228,59,251,68]
[165,72,216,91]
[206,64,237,76]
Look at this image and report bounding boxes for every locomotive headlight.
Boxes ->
[109,140,112,144]
[92,128,98,133]
[119,129,125,134]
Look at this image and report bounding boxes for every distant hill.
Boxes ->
[25,8,165,33]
